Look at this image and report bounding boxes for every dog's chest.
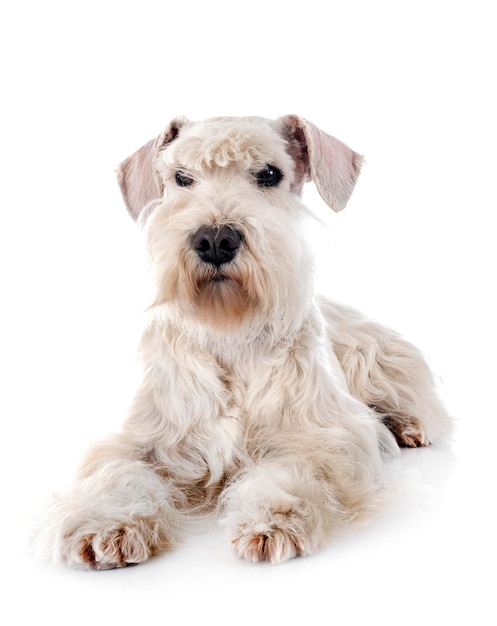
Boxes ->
[213,340,312,429]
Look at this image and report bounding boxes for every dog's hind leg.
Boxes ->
[318,297,453,447]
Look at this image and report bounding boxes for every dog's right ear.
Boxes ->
[117,117,187,221]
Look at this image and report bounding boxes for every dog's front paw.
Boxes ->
[61,517,171,570]
[231,511,315,564]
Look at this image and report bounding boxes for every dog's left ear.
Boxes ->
[117,117,188,221]
[279,115,363,212]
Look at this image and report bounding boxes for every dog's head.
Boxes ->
[117,116,362,333]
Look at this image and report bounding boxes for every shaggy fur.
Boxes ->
[33,115,452,568]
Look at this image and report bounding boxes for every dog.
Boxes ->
[34,115,452,568]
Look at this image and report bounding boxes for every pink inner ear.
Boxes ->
[117,137,161,221]
[306,123,363,213]
[117,117,188,222]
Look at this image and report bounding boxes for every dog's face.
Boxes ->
[118,116,362,333]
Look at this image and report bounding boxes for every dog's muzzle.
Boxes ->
[193,225,242,267]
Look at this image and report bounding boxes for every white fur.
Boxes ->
[33,115,452,568]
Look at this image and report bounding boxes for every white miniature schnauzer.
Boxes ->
[35,115,452,568]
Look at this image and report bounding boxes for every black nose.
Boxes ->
[193,225,243,267]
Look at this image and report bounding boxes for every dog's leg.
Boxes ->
[34,435,188,569]
[35,322,240,569]
[223,418,388,564]
[318,297,453,447]
[225,466,325,563]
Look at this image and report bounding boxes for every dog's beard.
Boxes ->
[151,238,280,332]
[194,267,255,330]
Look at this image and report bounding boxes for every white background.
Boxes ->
[1,1,496,624]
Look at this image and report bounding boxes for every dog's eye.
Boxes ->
[175,171,195,187]
[255,164,283,188]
